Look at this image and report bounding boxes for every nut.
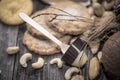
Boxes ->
[89,57,100,80]
[71,75,84,80]
[89,40,100,54]
[32,57,44,69]
[102,1,114,10]
[65,67,80,80]
[92,2,104,17]
[97,51,102,63]
[88,7,94,17]
[50,58,63,68]
[6,46,19,55]
[20,53,32,68]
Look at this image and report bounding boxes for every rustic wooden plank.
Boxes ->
[82,48,91,80]
[0,23,18,80]
[42,54,69,80]
[12,24,69,80]
[12,24,44,80]
[12,1,50,80]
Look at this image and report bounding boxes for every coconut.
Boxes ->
[101,31,120,79]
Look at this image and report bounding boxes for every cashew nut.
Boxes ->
[32,57,44,69]
[20,53,32,68]
[102,1,114,10]
[88,7,94,17]
[97,51,102,63]
[6,46,19,55]
[50,58,63,68]
[71,75,84,80]
[92,2,104,17]
[65,67,80,80]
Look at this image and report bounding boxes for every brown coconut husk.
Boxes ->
[101,31,120,79]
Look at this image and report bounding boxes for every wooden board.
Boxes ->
[0,0,108,80]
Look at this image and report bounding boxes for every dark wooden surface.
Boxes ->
[0,1,69,80]
[0,0,108,80]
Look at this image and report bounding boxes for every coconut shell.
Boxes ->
[102,31,120,79]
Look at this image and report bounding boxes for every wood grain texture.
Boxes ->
[0,23,18,80]
[0,0,108,80]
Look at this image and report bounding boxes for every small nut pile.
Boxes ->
[85,0,119,79]
[19,53,45,69]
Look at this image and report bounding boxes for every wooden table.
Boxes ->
[0,0,108,80]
